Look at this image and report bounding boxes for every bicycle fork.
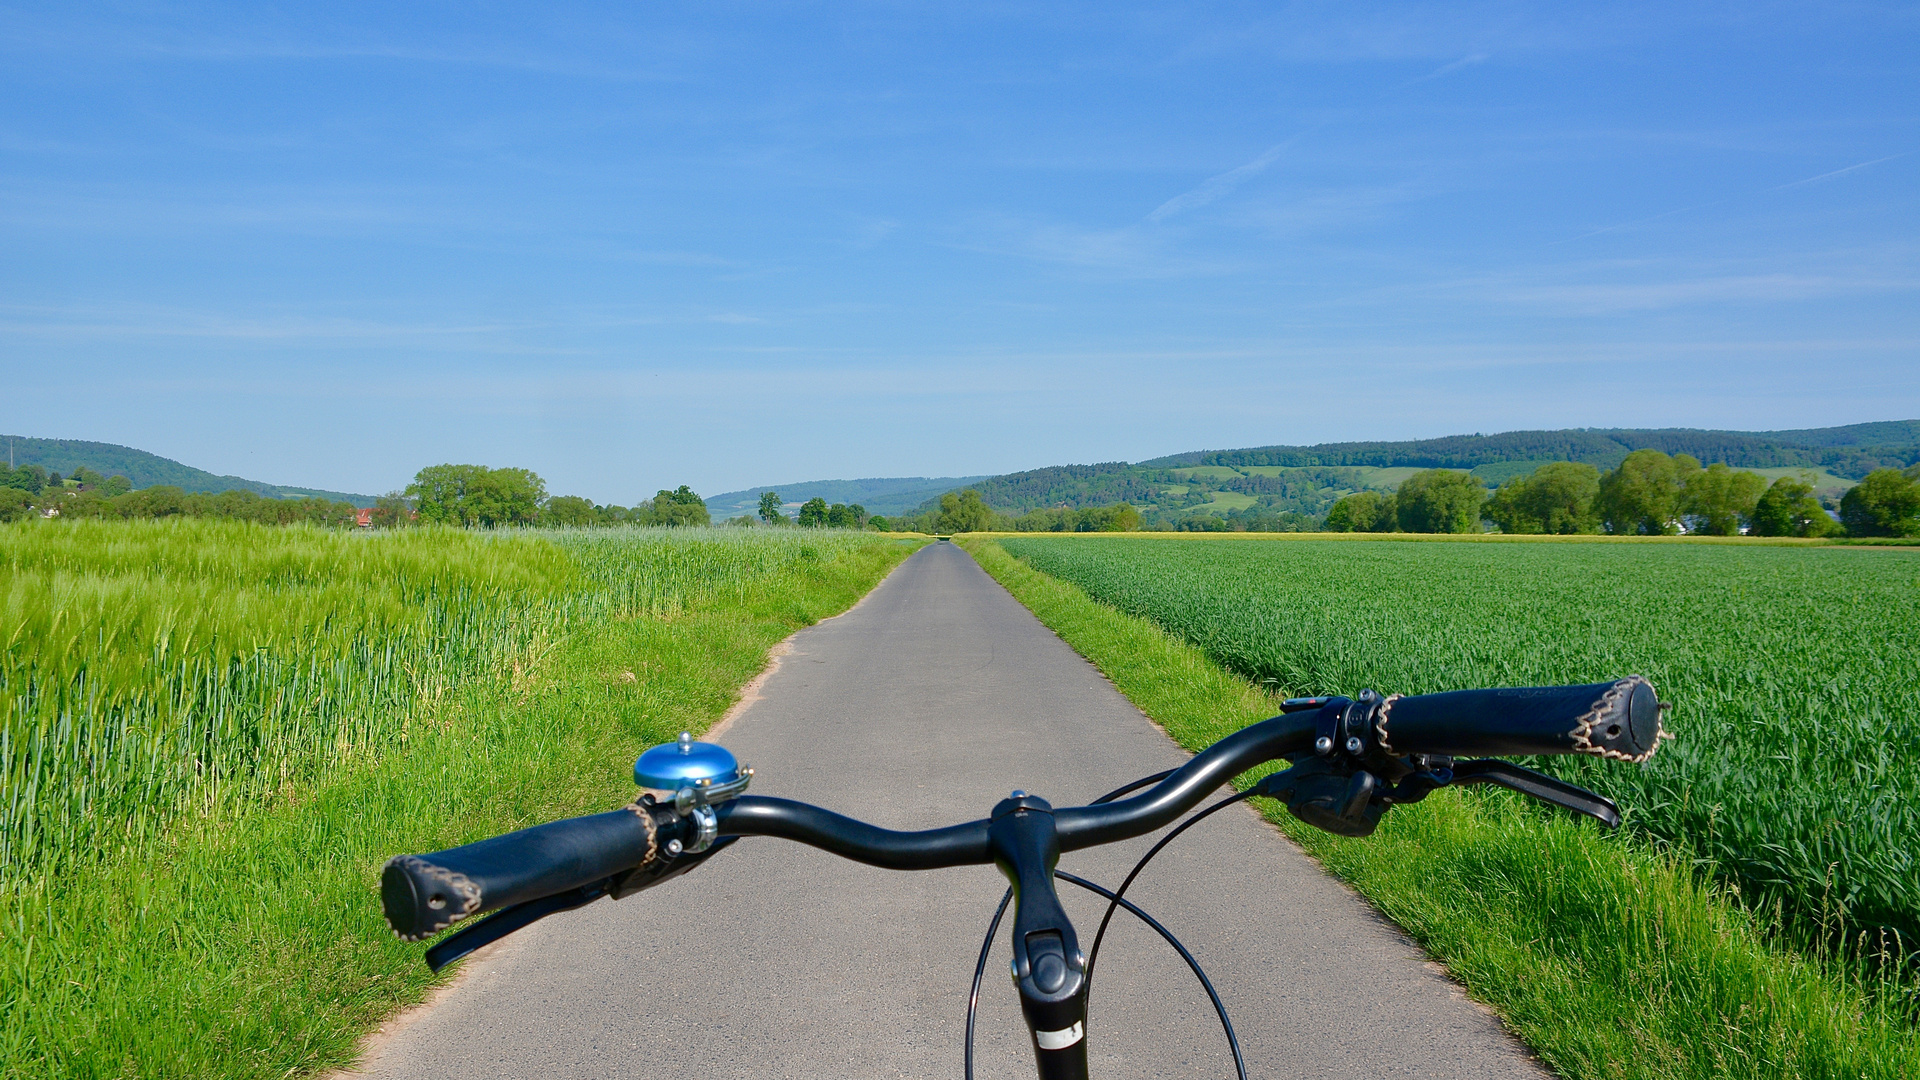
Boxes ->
[989,793,1090,1080]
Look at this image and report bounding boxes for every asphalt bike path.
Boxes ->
[354,541,1546,1079]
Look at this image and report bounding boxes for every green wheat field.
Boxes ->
[995,535,1920,956]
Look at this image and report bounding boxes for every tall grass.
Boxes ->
[0,519,916,1077]
[0,520,892,883]
[994,536,1920,974]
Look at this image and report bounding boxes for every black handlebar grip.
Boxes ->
[1376,676,1664,762]
[382,805,661,941]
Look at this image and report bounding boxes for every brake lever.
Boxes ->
[420,836,740,972]
[425,882,608,972]
[1450,759,1620,828]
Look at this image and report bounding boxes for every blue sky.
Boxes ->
[2,2,1916,502]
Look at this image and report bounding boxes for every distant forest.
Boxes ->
[906,421,1920,531]
[2,435,375,504]
[1142,421,1920,476]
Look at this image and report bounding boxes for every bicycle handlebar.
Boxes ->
[383,807,663,941]
[1376,676,1663,761]
[381,676,1662,941]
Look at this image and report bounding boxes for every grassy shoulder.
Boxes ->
[1,533,919,1079]
[964,529,1835,546]
[959,536,1920,1080]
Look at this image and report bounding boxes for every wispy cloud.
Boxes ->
[955,215,1237,278]
[1435,266,1920,315]
[1147,140,1298,222]
[0,11,684,83]
[1392,52,1490,91]
[1557,151,1914,244]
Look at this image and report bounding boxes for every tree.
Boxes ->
[1,464,46,495]
[825,502,868,529]
[1484,462,1601,534]
[467,467,546,526]
[935,489,999,533]
[797,497,830,527]
[1750,476,1842,537]
[1681,463,1767,536]
[406,464,547,527]
[1092,503,1142,532]
[407,464,491,526]
[1396,470,1486,533]
[118,485,189,519]
[1598,450,1700,535]
[758,491,786,525]
[647,486,711,527]
[0,486,30,522]
[1323,490,1396,532]
[867,515,891,531]
[542,494,598,526]
[368,491,416,529]
[1839,469,1920,537]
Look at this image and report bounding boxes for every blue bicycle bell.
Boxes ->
[634,732,750,809]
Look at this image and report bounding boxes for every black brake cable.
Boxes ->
[1057,871,1247,1080]
[1082,788,1255,992]
[964,769,1250,1080]
[963,874,1247,1080]
[964,886,1014,1080]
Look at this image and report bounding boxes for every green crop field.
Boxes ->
[0,519,917,1077]
[993,535,1920,952]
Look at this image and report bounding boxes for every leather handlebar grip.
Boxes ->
[381,805,662,941]
[1377,676,1664,763]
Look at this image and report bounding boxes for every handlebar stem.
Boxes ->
[989,794,1090,1080]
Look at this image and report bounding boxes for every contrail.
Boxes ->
[1771,151,1911,191]
[1147,53,1489,224]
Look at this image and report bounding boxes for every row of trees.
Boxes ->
[400,465,716,529]
[0,476,362,526]
[881,489,1144,534]
[1323,468,1493,533]
[0,461,728,531]
[753,492,878,529]
[1323,451,1920,537]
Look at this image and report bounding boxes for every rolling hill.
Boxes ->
[2,435,377,504]
[704,476,995,519]
[896,421,1920,525]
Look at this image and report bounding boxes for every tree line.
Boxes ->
[1,464,365,526]
[879,489,1143,534]
[0,461,728,530]
[1324,451,1920,538]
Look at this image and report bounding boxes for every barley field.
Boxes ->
[0,520,893,884]
[0,518,915,1077]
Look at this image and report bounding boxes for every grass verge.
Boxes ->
[960,536,1920,1080]
[1,532,919,1079]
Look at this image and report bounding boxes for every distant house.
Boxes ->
[355,508,375,529]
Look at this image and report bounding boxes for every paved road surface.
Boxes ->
[354,542,1545,1080]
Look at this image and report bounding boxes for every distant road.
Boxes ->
[354,542,1545,1079]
